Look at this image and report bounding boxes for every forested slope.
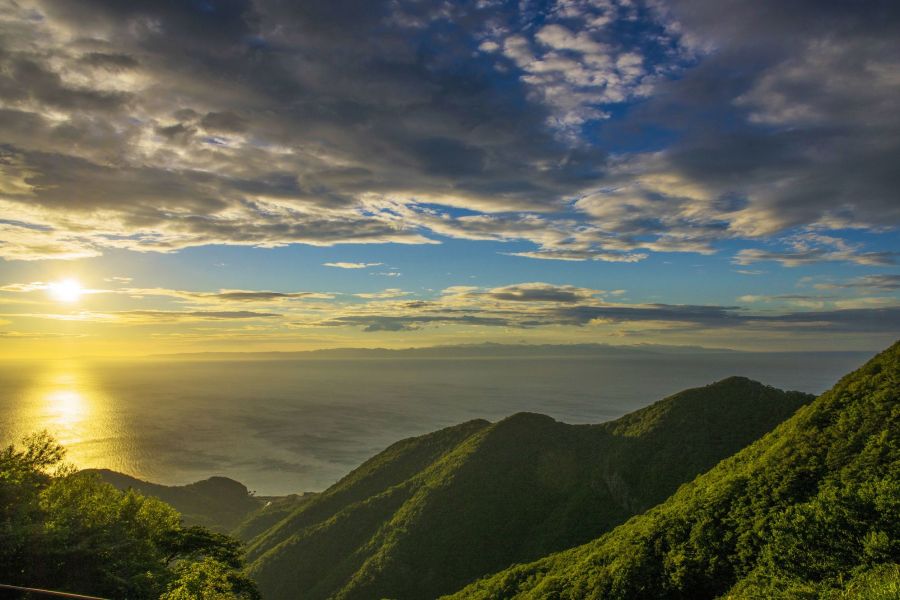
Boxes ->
[247,378,811,600]
[448,342,900,599]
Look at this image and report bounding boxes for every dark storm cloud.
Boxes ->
[199,111,248,133]
[0,0,897,260]
[38,0,260,50]
[0,57,131,112]
[606,0,900,236]
[78,53,140,70]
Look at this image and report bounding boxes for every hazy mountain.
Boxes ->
[448,342,900,599]
[148,342,742,361]
[245,377,812,600]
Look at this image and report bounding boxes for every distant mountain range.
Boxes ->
[147,342,750,361]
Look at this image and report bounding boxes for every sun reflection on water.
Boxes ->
[14,363,131,473]
[33,368,93,438]
[45,389,89,428]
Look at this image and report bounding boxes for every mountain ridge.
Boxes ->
[245,376,813,599]
[446,341,900,599]
[85,468,268,533]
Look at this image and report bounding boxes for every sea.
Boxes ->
[0,350,873,495]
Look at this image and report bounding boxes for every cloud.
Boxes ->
[738,294,836,309]
[323,262,383,269]
[201,290,332,302]
[311,295,900,336]
[122,287,334,303]
[289,281,900,337]
[0,0,896,266]
[0,282,51,293]
[111,310,282,323]
[354,289,410,299]
[589,0,900,244]
[482,282,599,303]
[3,274,897,343]
[316,314,515,332]
[0,330,87,339]
[482,6,682,139]
[734,234,898,267]
[814,275,900,291]
[0,282,332,304]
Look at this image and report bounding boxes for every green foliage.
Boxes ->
[244,419,492,600]
[233,493,313,542]
[447,341,900,599]
[161,557,259,600]
[827,564,900,600]
[87,469,265,533]
[0,432,259,600]
[246,377,811,600]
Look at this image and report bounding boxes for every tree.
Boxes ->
[0,432,259,599]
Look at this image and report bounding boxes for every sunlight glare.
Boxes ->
[46,389,88,427]
[48,278,84,303]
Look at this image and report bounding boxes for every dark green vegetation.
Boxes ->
[233,493,314,543]
[0,433,259,600]
[244,377,812,600]
[87,469,268,533]
[85,469,314,541]
[448,342,900,599]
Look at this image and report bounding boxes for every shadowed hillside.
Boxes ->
[447,342,900,599]
[87,469,266,533]
[246,377,811,600]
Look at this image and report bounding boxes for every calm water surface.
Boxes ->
[0,352,871,494]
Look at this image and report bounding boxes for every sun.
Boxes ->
[48,278,84,303]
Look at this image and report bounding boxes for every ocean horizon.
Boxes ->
[0,347,873,495]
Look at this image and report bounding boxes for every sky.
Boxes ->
[0,0,898,358]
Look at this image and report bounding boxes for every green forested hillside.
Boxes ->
[246,377,811,600]
[0,434,259,599]
[233,493,315,542]
[448,342,900,599]
[86,469,266,533]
